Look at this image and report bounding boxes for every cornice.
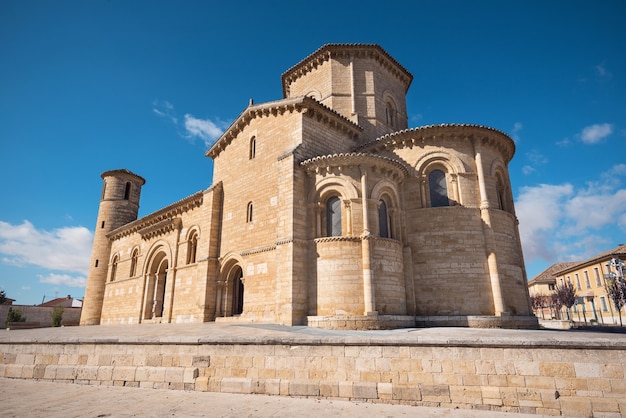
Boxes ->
[553,246,626,276]
[101,168,146,185]
[355,124,517,163]
[240,245,277,256]
[300,152,410,179]
[281,44,413,98]
[107,190,204,240]
[205,96,362,159]
[138,218,181,240]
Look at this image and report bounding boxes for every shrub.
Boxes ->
[5,308,26,326]
[51,307,64,327]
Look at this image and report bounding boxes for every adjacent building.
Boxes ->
[80,44,537,330]
[528,245,626,324]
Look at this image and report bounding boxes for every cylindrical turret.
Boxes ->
[80,169,145,325]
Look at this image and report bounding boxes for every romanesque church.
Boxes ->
[81,44,537,329]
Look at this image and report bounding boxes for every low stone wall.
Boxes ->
[1,334,625,416]
[0,305,82,329]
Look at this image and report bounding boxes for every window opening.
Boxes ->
[379,200,390,238]
[130,249,138,277]
[584,271,591,289]
[594,267,602,287]
[429,169,449,207]
[101,221,105,229]
[249,136,256,159]
[101,181,107,200]
[385,101,395,127]
[246,202,253,223]
[124,182,131,200]
[110,255,118,282]
[326,196,342,236]
[187,232,198,264]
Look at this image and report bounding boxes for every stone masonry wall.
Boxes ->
[1,339,624,416]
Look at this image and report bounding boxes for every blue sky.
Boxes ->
[1,1,625,305]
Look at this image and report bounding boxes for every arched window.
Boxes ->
[385,100,396,127]
[110,255,118,282]
[187,231,198,264]
[124,182,131,200]
[246,202,253,223]
[129,248,139,277]
[249,136,256,159]
[326,196,342,236]
[495,172,511,213]
[378,200,390,238]
[429,169,449,207]
[101,181,107,200]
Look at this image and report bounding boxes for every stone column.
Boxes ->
[474,145,506,315]
[360,167,376,315]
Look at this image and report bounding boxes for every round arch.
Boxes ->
[218,253,246,317]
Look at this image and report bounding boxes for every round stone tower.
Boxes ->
[80,169,145,325]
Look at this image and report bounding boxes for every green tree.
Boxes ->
[0,289,7,304]
[51,307,64,327]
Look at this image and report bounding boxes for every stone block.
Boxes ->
[5,364,23,378]
[338,381,353,398]
[265,378,281,395]
[539,362,575,378]
[76,365,99,381]
[183,367,199,384]
[15,353,35,365]
[600,364,624,379]
[559,397,592,417]
[289,380,319,397]
[514,361,539,376]
[574,362,600,378]
[449,386,482,404]
[392,385,421,401]
[97,366,113,381]
[221,377,253,394]
[421,384,450,402]
[352,382,377,399]
[194,376,209,391]
[165,367,184,383]
[55,365,77,380]
[111,366,136,382]
[525,376,556,389]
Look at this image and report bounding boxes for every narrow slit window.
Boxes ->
[247,202,253,223]
[379,200,390,238]
[130,249,138,277]
[249,136,256,159]
[124,182,131,200]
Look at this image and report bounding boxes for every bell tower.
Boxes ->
[80,169,145,325]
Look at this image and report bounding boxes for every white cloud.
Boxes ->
[38,273,87,288]
[522,165,535,175]
[580,123,613,144]
[511,122,522,142]
[595,62,612,81]
[0,220,92,274]
[516,165,626,266]
[184,114,225,147]
[152,100,178,124]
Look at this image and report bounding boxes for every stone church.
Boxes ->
[80,44,538,329]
